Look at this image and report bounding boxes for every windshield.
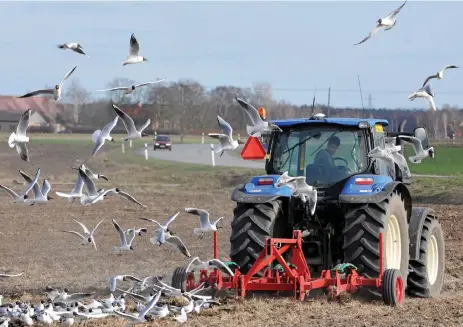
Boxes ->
[271,126,368,187]
[156,136,169,141]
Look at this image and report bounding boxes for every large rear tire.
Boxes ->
[229,200,285,274]
[342,191,410,296]
[407,214,445,297]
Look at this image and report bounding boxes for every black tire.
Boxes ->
[407,214,445,297]
[342,191,410,296]
[382,269,405,306]
[229,200,285,274]
[171,265,188,292]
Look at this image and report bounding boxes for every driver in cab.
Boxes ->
[313,136,347,180]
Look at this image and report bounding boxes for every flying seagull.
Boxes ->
[397,135,435,164]
[112,219,136,254]
[55,169,85,203]
[354,0,407,46]
[91,115,119,157]
[121,33,147,66]
[17,65,77,101]
[367,145,411,179]
[0,168,40,204]
[151,228,191,258]
[112,104,150,141]
[275,172,317,215]
[408,84,436,111]
[19,170,53,204]
[8,108,31,162]
[184,208,223,239]
[96,79,166,95]
[72,164,108,181]
[235,97,282,137]
[57,43,90,57]
[422,65,459,87]
[186,257,235,277]
[61,219,104,250]
[208,115,244,157]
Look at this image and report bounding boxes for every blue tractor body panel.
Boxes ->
[270,117,389,129]
[243,175,292,197]
[340,174,394,196]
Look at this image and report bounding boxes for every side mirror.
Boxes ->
[414,127,430,149]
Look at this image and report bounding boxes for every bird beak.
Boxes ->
[143,58,148,61]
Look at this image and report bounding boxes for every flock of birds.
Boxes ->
[353,0,458,111]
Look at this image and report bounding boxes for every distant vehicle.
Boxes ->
[153,135,172,151]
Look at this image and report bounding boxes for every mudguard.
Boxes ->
[231,175,292,204]
[408,207,437,261]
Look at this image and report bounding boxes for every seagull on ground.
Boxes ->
[112,219,136,254]
[17,65,77,101]
[208,115,244,157]
[121,33,148,66]
[397,135,435,164]
[112,104,150,141]
[184,208,223,239]
[57,43,90,57]
[8,108,31,162]
[235,97,282,137]
[96,79,166,95]
[275,172,317,215]
[0,168,40,204]
[408,84,436,111]
[110,275,143,293]
[113,291,160,326]
[61,219,104,250]
[186,257,235,276]
[91,115,119,157]
[19,169,53,204]
[354,0,407,46]
[422,65,459,87]
[173,308,188,324]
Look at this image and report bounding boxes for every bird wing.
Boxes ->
[386,0,407,20]
[185,208,210,227]
[354,24,383,45]
[112,104,136,135]
[16,143,29,162]
[138,119,151,133]
[424,96,437,111]
[112,219,127,246]
[129,33,140,56]
[166,235,191,257]
[0,184,20,200]
[0,272,23,277]
[91,138,105,157]
[102,115,119,137]
[71,173,85,195]
[422,74,438,87]
[397,135,423,154]
[59,65,77,87]
[19,169,41,197]
[164,211,180,227]
[140,291,162,316]
[139,217,163,229]
[20,168,40,197]
[73,47,87,55]
[91,219,104,235]
[235,97,263,126]
[78,168,98,196]
[96,87,129,92]
[185,257,202,273]
[74,219,91,235]
[216,115,233,139]
[135,79,166,88]
[18,89,54,98]
[117,190,147,207]
[389,152,408,168]
[41,179,51,196]
[209,259,235,276]
[61,230,86,240]
[441,65,459,73]
[16,109,31,137]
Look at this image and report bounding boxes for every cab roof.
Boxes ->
[271,117,389,128]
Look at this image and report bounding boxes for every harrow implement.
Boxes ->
[172,230,405,306]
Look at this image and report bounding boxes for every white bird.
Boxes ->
[186,257,235,276]
[112,219,136,254]
[121,33,148,66]
[75,167,105,206]
[55,170,85,203]
[59,315,74,327]
[173,308,187,324]
[169,295,195,314]
[235,97,282,137]
[150,229,191,258]
[91,115,119,157]
[19,170,53,205]
[73,164,108,181]
[8,108,31,162]
[57,43,90,57]
[113,291,160,326]
[96,79,166,95]
[408,84,436,111]
[52,290,95,304]
[18,65,77,101]
[422,65,459,87]
[0,272,23,277]
[208,115,244,156]
[275,172,317,215]
[0,168,40,204]
[368,146,411,179]
[184,208,223,238]
[110,275,143,293]
[112,104,150,141]
[0,318,10,327]
[354,0,407,45]
[97,187,147,207]
[397,135,435,164]
[139,211,179,232]
[61,219,104,250]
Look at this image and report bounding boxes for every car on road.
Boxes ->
[153,135,172,151]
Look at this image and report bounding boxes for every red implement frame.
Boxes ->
[183,230,403,305]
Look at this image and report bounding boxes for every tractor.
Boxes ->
[229,114,445,298]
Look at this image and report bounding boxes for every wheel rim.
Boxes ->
[385,214,402,270]
[426,234,439,285]
[395,275,405,304]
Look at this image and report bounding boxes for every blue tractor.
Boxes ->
[230,114,445,298]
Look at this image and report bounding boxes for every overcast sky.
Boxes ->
[0,1,461,110]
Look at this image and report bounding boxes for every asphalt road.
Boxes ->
[139,143,265,169]
[138,143,451,178]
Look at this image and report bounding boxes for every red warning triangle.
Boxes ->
[241,136,267,160]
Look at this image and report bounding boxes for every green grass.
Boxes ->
[402,145,463,176]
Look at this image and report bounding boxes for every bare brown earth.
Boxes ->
[0,138,462,327]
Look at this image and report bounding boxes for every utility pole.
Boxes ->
[368,94,372,110]
[327,87,331,116]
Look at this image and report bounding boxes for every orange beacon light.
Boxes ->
[257,107,267,121]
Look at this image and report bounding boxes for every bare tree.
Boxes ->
[63,79,90,124]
